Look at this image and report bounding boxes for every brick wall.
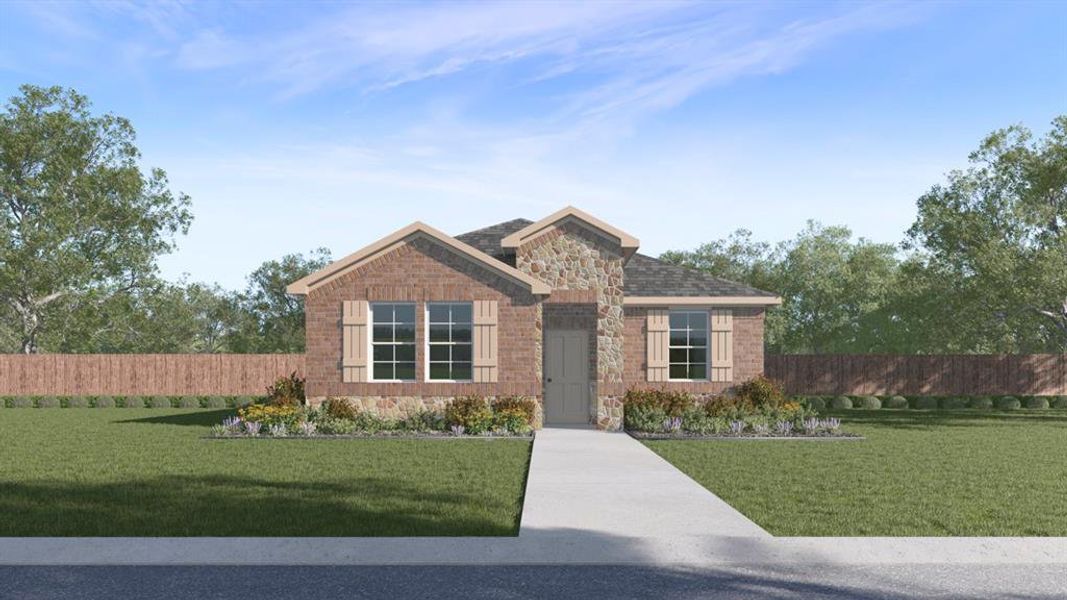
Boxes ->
[610,306,765,397]
[304,236,542,401]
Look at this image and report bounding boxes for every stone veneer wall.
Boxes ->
[515,221,625,429]
[304,236,543,423]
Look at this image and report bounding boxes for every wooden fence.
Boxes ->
[765,354,1067,396]
[0,354,305,397]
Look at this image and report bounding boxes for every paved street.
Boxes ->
[2,564,1065,599]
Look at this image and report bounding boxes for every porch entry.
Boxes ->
[543,329,591,425]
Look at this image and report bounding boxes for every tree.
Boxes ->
[228,249,332,353]
[0,85,191,353]
[902,116,1067,352]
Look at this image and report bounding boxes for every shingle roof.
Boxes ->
[455,219,776,298]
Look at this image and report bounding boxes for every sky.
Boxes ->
[1,0,1065,291]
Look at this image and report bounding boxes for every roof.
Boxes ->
[499,205,640,253]
[287,221,551,296]
[456,219,779,301]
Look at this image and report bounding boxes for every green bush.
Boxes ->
[802,396,827,412]
[491,396,537,433]
[445,395,494,434]
[856,396,881,410]
[830,395,852,410]
[123,396,145,408]
[885,395,908,409]
[235,395,257,407]
[1025,397,1050,410]
[996,396,1021,410]
[205,396,228,409]
[266,372,305,406]
[625,403,667,432]
[1051,396,1067,409]
[679,406,723,434]
[914,397,939,410]
[11,396,33,408]
[733,375,785,409]
[178,396,201,409]
[93,396,114,408]
[941,397,969,410]
[316,416,359,435]
[398,408,447,433]
[67,396,89,408]
[149,396,172,409]
[37,396,60,408]
[969,396,994,410]
[624,388,693,417]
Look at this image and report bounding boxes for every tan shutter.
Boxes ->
[472,300,498,383]
[341,300,368,383]
[646,309,669,382]
[710,309,733,382]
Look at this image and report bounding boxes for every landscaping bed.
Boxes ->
[646,409,1067,536]
[0,408,531,536]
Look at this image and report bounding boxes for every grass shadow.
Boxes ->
[116,409,234,427]
[824,409,1067,430]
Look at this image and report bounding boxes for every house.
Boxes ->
[286,207,781,430]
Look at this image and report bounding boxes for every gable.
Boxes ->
[287,222,550,296]
[500,206,639,254]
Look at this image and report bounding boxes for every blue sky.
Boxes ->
[2,1,1065,290]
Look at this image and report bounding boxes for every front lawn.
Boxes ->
[0,409,531,536]
[645,410,1067,536]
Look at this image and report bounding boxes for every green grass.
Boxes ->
[644,410,1067,536]
[0,409,531,536]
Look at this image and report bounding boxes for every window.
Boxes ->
[427,302,473,381]
[371,303,416,381]
[668,310,708,380]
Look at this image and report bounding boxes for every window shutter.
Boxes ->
[646,309,669,382]
[342,300,368,383]
[710,309,733,382]
[472,300,498,383]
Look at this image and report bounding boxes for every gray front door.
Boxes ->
[543,329,590,425]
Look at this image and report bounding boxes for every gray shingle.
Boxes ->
[455,218,776,298]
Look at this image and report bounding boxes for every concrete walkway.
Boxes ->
[519,427,769,538]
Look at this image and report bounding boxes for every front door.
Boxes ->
[543,329,590,425]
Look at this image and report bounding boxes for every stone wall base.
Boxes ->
[306,395,544,430]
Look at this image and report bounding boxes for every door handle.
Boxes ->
[546,378,553,382]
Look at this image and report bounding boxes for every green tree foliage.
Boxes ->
[227,249,332,353]
[0,85,191,353]
[664,117,1066,354]
[900,117,1067,352]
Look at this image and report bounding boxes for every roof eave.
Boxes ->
[500,206,640,251]
[623,296,783,306]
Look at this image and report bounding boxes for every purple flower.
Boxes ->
[244,421,262,436]
[729,420,746,435]
[298,421,317,436]
[662,417,682,433]
[450,425,466,436]
[775,421,794,435]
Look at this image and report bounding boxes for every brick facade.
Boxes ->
[304,237,542,414]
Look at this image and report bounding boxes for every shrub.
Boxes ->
[969,396,994,410]
[491,396,537,433]
[856,396,881,410]
[316,417,358,435]
[625,402,667,432]
[681,407,725,435]
[914,397,939,410]
[996,396,1021,410]
[941,397,969,410]
[93,396,115,408]
[1025,397,1050,410]
[733,375,785,409]
[235,395,257,407]
[445,395,494,434]
[37,396,60,408]
[266,372,305,406]
[623,388,693,417]
[66,396,89,408]
[323,397,359,421]
[178,396,201,409]
[802,396,827,412]
[205,396,228,409]
[123,396,145,408]
[885,395,908,409]
[239,403,302,427]
[11,396,34,408]
[1052,396,1067,409]
[149,396,172,409]
[398,408,447,433]
[830,395,852,410]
